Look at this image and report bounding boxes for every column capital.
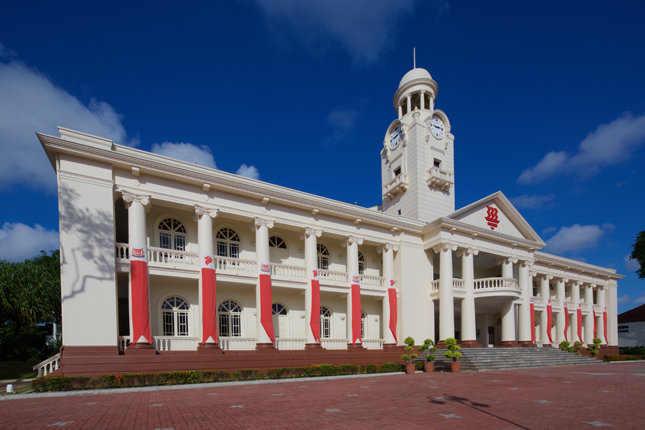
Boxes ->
[250,217,274,231]
[122,191,151,212]
[341,236,364,247]
[405,93,412,99]
[532,273,553,281]
[299,227,323,240]
[432,242,458,254]
[456,247,479,257]
[193,205,218,221]
[519,259,532,268]
[376,242,399,254]
[495,256,518,265]
[589,283,597,289]
[555,276,568,283]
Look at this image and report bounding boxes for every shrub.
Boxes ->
[620,346,645,356]
[359,364,380,374]
[379,362,404,373]
[418,339,437,362]
[443,338,462,362]
[401,336,418,364]
[602,355,644,362]
[587,338,602,357]
[559,341,570,351]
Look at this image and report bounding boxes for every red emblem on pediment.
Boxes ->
[485,205,500,230]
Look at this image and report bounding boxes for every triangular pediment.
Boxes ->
[446,191,544,245]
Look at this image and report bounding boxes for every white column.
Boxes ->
[398,105,402,119]
[555,278,566,343]
[500,301,516,344]
[194,205,218,346]
[584,284,595,344]
[457,247,479,346]
[378,243,398,345]
[518,260,533,345]
[433,242,457,343]
[420,90,426,110]
[571,281,581,343]
[300,227,323,345]
[252,217,274,345]
[539,275,552,345]
[406,94,411,114]
[342,236,363,345]
[597,285,606,345]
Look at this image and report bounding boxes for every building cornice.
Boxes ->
[533,251,624,280]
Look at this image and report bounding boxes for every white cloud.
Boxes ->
[625,253,640,271]
[542,227,557,236]
[150,142,217,169]
[518,112,645,184]
[327,108,358,141]
[249,0,432,65]
[543,224,613,255]
[635,294,645,305]
[510,194,555,210]
[0,222,59,262]
[0,54,138,191]
[617,295,631,305]
[236,164,260,180]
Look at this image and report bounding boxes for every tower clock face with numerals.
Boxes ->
[430,115,445,139]
[390,124,402,149]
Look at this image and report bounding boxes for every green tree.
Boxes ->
[630,231,645,279]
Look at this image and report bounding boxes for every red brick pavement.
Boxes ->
[1,362,644,429]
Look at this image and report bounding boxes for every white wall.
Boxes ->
[618,321,645,347]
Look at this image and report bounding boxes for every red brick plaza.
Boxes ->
[2,362,644,429]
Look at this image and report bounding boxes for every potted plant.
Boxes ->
[401,336,418,374]
[418,339,437,372]
[558,341,570,351]
[573,341,583,355]
[443,337,462,372]
[587,338,602,358]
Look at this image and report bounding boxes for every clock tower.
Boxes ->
[380,67,455,222]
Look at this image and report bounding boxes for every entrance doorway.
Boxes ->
[488,326,495,346]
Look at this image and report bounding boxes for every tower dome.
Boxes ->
[398,68,433,90]
[393,67,439,113]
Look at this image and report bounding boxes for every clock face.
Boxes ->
[430,115,445,139]
[389,124,402,149]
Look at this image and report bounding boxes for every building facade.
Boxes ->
[37,67,622,374]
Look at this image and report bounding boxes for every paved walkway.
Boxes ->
[1,362,644,429]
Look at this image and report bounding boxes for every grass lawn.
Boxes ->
[0,361,37,381]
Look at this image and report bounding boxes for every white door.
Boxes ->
[273,314,289,338]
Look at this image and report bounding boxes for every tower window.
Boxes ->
[394,167,401,177]
[398,209,402,216]
[434,159,441,169]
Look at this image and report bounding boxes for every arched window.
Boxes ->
[317,244,330,270]
[216,228,240,259]
[218,300,242,337]
[320,306,332,339]
[358,252,366,275]
[158,218,186,251]
[161,296,189,336]
[361,310,366,338]
[269,236,288,264]
[272,303,288,338]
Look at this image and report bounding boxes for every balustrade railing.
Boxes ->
[115,242,129,260]
[362,339,385,350]
[453,279,465,289]
[321,338,349,350]
[318,269,349,284]
[473,277,519,290]
[361,275,386,289]
[219,337,257,351]
[271,263,307,280]
[154,336,199,351]
[431,280,440,291]
[215,256,257,275]
[118,336,131,352]
[275,338,307,350]
[148,247,199,266]
[33,353,60,377]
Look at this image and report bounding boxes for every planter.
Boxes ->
[449,361,461,373]
[423,362,434,373]
[404,364,416,374]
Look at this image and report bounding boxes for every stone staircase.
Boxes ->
[419,347,599,372]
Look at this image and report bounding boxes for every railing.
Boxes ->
[118,335,131,352]
[115,242,129,260]
[154,336,199,351]
[271,263,307,280]
[275,338,307,350]
[321,338,349,350]
[33,353,60,377]
[361,275,386,289]
[148,247,199,266]
[219,337,257,351]
[473,277,519,291]
[215,256,257,275]
[384,174,409,194]
[533,297,544,306]
[318,269,349,284]
[362,339,385,350]
[431,280,440,291]
[453,279,465,289]
[426,167,454,190]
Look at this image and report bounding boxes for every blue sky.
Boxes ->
[0,1,643,312]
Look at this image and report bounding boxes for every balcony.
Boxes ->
[430,277,520,300]
[426,167,454,191]
[383,174,409,200]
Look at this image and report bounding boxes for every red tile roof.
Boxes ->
[618,303,645,323]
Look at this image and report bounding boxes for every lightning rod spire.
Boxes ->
[413,47,416,69]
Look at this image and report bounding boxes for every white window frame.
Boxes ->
[358,252,366,275]
[317,244,330,270]
[160,296,190,337]
[157,218,187,252]
[216,228,241,259]
[320,306,332,339]
[218,299,242,337]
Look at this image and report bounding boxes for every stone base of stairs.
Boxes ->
[418,347,600,372]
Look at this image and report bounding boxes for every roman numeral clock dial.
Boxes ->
[431,115,445,139]
[389,124,402,149]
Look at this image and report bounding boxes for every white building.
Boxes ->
[37,67,622,374]
[618,304,645,348]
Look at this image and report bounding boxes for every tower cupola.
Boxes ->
[393,68,438,119]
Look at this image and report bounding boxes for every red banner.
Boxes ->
[131,260,151,345]
[563,302,569,341]
[593,309,597,340]
[388,289,398,344]
[259,274,275,343]
[201,267,217,344]
[576,303,583,342]
[310,278,321,342]
[351,284,362,344]
[530,297,535,343]
[603,307,608,344]
[546,300,553,343]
